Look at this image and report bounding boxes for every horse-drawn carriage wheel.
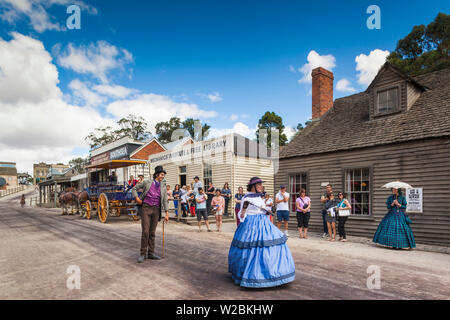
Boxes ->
[98,193,109,223]
[85,200,92,220]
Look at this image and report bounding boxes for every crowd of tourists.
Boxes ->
[129,173,416,249]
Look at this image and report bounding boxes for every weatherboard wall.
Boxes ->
[276,137,450,246]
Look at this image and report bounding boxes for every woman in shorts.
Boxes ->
[295,188,311,239]
[211,189,225,232]
[325,193,339,241]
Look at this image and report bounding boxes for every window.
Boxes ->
[179,166,186,186]
[377,87,399,114]
[289,173,307,212]
[203,163,212,187]
[344,168,370,216]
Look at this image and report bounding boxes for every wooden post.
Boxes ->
[54,182,57,208]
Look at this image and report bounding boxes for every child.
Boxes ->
[189,192,196,217]
[264,193,274,223]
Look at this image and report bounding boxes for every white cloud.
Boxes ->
[209,122,256,140]
[68,79,106,106]
[0,0,97,33]
[56,41,134,83]
[229,113,249,121]
[0,33,220,173]
[298,50,336,84]
[336,78,357,93]
[92,84,136,99]
[0,32,61,104]
[284,126,297,141]
[355,49,390,86]
[106,93,218,134]
[206,92,223,103]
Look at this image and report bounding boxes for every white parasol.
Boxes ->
[381,181,413,189]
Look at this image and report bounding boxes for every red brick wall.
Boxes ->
[312,67,334,119]
[132,141,165,160]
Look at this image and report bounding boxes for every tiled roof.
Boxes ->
[280,66,450,159]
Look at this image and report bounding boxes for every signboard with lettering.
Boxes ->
[90,152,110,166]
[110,146,128,160]
[406,188,423,213]
[149,137,232,164]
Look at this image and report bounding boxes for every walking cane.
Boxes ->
[162,220,165,258]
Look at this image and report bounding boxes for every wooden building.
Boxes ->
[148,133,276,217]
[276,63,450,246]
[38,167,79,208]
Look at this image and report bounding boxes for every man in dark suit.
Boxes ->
[132,166,169,263]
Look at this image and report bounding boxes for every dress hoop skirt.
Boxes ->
[228,214,295,288]
[373,210,416,249]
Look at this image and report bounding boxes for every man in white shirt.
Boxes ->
[193,176,203,195]
[275,185,290,236]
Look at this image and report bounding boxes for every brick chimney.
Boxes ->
[311,67,334,120]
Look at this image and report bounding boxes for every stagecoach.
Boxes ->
[82,159,147,223]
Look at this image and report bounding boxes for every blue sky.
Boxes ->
[0,0,448,172]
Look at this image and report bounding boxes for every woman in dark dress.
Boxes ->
[373,188,416,249]
[206,182,215,216]
[222,182,232,216]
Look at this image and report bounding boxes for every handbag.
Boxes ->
[338,208,350,217]
[298,197,309,211]
[327,207,336,217]
[337,200,350,217]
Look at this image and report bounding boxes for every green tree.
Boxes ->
[85,114,152,149]
[387,13,450,76]
[155,117,183,144]
[293,120,312,138]
[115,114,152,141]
[69,157,89,173]
[155,117,210,143]
[256,111,288,148]
[182,118,210,141]
[85,126,116,149]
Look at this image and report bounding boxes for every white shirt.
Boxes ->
[239,193,271,222]
[193,181,203,195]
[181,193,189,203]
[276,191,290,211]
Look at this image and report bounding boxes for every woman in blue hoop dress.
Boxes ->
[228,177,295,288]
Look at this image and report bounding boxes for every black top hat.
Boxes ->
[154,166,166,175]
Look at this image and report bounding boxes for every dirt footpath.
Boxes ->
[0,201,449,300]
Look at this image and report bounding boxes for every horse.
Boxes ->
[58,191,78,215]
[77,191,89,218]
